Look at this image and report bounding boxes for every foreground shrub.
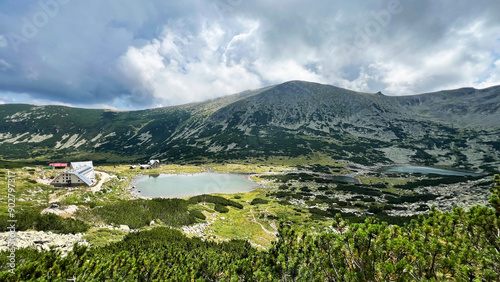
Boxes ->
[214,204,229,213]
[188,194,243,209]
[189,210,206,220]
[250,198,269,205]
[93,198,196,228]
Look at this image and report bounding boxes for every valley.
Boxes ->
[0,160,493,250]
[0,81,499,280]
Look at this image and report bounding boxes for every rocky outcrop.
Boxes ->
[0,231,89,256]
[388,178,491,216]
[181,223,210,238]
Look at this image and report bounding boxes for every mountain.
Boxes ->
[0,81,499,172]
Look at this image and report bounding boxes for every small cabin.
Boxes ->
[139,160,160,170]
[149,160,160,168]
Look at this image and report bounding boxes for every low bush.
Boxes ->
[0,209,89,234]
[300,186,311,192]
[279,185,289,190]
[368,205,384,214]
[214,204,229,213]
[250,198,269,205]
[386,194,439,204]
[318,186,329,191]
[94,198,196,228]
[188,195,243,209]
[189,210,206,220]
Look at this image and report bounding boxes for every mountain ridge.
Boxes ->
[0,81,499,172]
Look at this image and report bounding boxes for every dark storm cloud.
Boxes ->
[0,0,499,109]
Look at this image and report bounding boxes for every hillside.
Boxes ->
[0,81,499,172]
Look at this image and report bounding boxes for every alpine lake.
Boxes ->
[133,173,259,198]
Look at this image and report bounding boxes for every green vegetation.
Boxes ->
[1,81,500,171]
[250,197,269,205]
[187,194,243,209]
[0,208,89,234]
[91,198,196,229]
[260,171,495,229]
[334,183,383,196]
[0,168,52,214]
[0,161,496,280]
[214,204,229,213]
[81,228,127,247]
[85,195,241,229]
[386,194,439,204]
[189,210,207,220]
[1,176,499,280]
[393,174,484,190]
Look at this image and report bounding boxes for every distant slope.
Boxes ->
[0,81,499,172]
[392,85,500,126]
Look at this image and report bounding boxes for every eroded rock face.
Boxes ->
[0,231,89,256]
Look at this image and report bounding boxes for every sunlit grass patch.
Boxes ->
[82,228,127,247]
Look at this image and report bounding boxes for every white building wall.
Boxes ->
[52,172,88,186]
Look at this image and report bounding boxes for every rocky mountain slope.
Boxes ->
[0,81,499,172]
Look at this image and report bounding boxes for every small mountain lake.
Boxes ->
[133,173,259,198]
[379,166,481,176]
[330,176,356,184]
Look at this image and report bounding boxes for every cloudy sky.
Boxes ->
[0,0,499,110]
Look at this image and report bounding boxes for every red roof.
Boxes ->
[49,163,68,167]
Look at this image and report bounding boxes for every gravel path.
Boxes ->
[91,171,112,193]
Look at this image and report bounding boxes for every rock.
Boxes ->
[149,220,155,226]
[41,205,79,217]
[0,230,88,257]
[53,238,65,246]
[119,225,130,232]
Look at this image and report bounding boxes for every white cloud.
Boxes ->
[476,60,500,89]
[0,59,11,72]
[253,59,325,85]
[0,35,7,48]
[0,0,500,109]
[117,21,263,106]
[347,19,500,95]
